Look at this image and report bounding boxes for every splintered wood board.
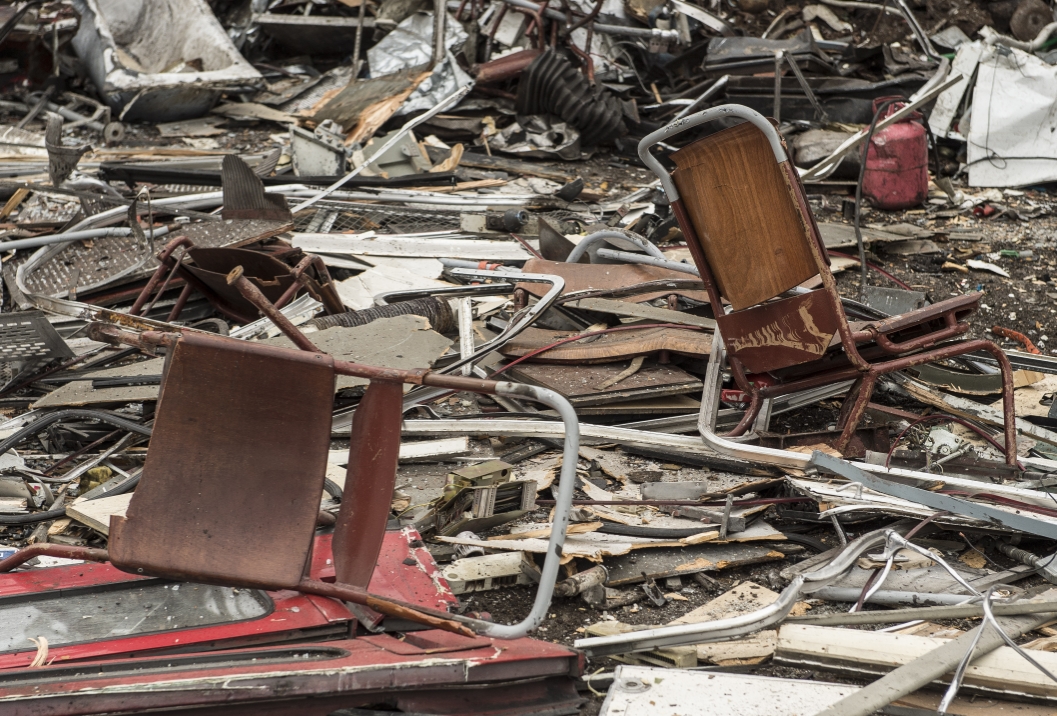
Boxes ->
[508,360,702,406]
[67,493,133,535]
[501,327,712,363]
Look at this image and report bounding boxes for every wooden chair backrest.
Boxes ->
[671,121,821,311]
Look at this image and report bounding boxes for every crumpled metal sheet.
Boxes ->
[367,12,473,117]
[488,116,582,161]
[515,50,628,147]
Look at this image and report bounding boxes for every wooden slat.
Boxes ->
[671,121,819,310]
[67,493,133,535]
[499,326,712,363]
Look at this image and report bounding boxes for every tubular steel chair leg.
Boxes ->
[725,389,763,437]
[834,374,877,454]
[985,343,1019,466]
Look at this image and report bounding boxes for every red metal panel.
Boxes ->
[0,637,580,715]
[333,379,405,588]
[367,527,458,612]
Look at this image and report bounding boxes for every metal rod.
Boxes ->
[0,224,175,253]
[788,599,1057,626]
[431,0,447,67]
[0,543,109,572]
[226,266,321,353]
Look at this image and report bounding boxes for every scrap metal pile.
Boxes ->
[0,0,1057,715]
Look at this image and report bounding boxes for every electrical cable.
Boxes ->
[0,411,152,525]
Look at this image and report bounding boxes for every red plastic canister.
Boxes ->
[861,96,928,210]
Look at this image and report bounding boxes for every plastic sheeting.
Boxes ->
[968,45,1057,187]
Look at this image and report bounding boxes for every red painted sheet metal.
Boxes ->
[0,635,581,716]
[0,531,465,670]
[334,379,405,588]
[0,531,581,715]
[0,582,342,671]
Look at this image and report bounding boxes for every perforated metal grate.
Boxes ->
[292,203,596,236]
[293,202,464,235]
[0,310,73,361]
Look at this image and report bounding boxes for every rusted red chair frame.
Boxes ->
[129,235,342,323]
[637,105,1017,464]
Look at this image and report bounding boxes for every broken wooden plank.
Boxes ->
[509,361,703,406]
[290,233,534,261]
[501,326,712,363]
[567,296,716,328]
[427,146,573,182]
[603,540,787,586]
[66,493,133,535]
[327,437,473,465]
[778,623,1057,702]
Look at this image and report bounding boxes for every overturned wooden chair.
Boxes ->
[637,106,1018,464]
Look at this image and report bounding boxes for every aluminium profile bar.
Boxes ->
[575,529,889,657]
[809,451,1057,540]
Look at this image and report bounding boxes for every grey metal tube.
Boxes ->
[47,101,105,132]
[810,588,977,607]
[578,575,807,657]
[565,229,667,264]
[638,105,787,201]
[789,600,1057,627]
[982,21,1057,51]
[0,225,172,253]
[431,0,446,68]
[477,381,579,638]
[673,75,729,120]
[596,248,700,276]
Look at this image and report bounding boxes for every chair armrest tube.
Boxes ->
[565,229,668,264]
[637,104,788,202]
[595,248,700,276]
[474,381,580,639]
